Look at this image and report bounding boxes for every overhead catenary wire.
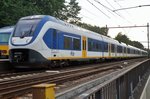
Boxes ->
[79,13,102,23]
[105,0,116,10]
[93,0,125,18]
[93,0,117,17]
[93,0,133,33]
[79,13,94,20]
[86,0,110,19]
[113,0,131,16]
[113,4,150,12]
[82,7,102,18]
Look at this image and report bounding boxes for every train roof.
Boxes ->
[0,26,14,33]
[101,35,120,45]
[120,42,127,47]
[21,15,147,52]
[20,15,45,20]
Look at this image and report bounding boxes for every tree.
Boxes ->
[132,41,144,49]
[0,0,40,27]
[115,32,131,45]
[77,22,108,36]
[0,0,81,27]
[65,0,81,23]
[100,27,108,36]
[115,32,144,49]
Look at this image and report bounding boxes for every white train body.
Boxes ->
[9,15,147,68]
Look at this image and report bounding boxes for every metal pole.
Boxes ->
[147,23,149,58]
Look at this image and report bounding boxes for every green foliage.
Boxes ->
[0,0,108,36]
[132,41,144,49]
[115,32,131,44]
[0,0,81,27]
[115,32,144,49]
[66,0,81,23]
[76,22,108,36]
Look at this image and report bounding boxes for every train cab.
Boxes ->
[0,26,14,59]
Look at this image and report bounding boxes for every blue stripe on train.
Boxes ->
[43,28,81,50]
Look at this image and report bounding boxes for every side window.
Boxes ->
[73,38,80,50]
[117,46,122,53]
[98,42,102,52]
[104,42,108,52]
[95,42,99,51]
[127,48,130,54]
[52,29,57,49]
[93,42,96,51]
[111,44,115,53]
[88,38,92,51]
[88,38,102,52]
[64,36,72,50]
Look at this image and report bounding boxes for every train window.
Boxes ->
[0,33,10,44]
[88,39,92,51]
[104,42,108,52]
[95,42,99,51]
[127,48,130,54]
[98,42,102,52]
[111,44,115,53]
[13,19,41,37]
[64,36,72,50]
[88,41,91,51]
[88,38,102,52]
[73,38,80,50]
[117,46,122,53]
[93,42,96,51]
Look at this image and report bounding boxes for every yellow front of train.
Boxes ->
[0,26,14,59]
[0,45,9,58]
[0,33,11,59]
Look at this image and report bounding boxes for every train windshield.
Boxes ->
[13,19,41,37]
[0,33,10,44]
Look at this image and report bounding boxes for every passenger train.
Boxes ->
[0,26,14,59]
[9,15,147,68]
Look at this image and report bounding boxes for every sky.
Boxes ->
[76,0,150,48]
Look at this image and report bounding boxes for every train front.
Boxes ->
[0,26,13,59]
[9,15,49,67]
[0,32,11,59]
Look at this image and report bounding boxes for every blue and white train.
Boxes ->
[9,15,147,68]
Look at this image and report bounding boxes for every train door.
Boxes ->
[108,43,111,57]
[82,36,87,58]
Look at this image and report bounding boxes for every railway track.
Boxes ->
[0,58,145,99]
[0,70,46,80]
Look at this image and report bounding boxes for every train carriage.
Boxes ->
[9,15,147,68]
[0,26,14,59]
